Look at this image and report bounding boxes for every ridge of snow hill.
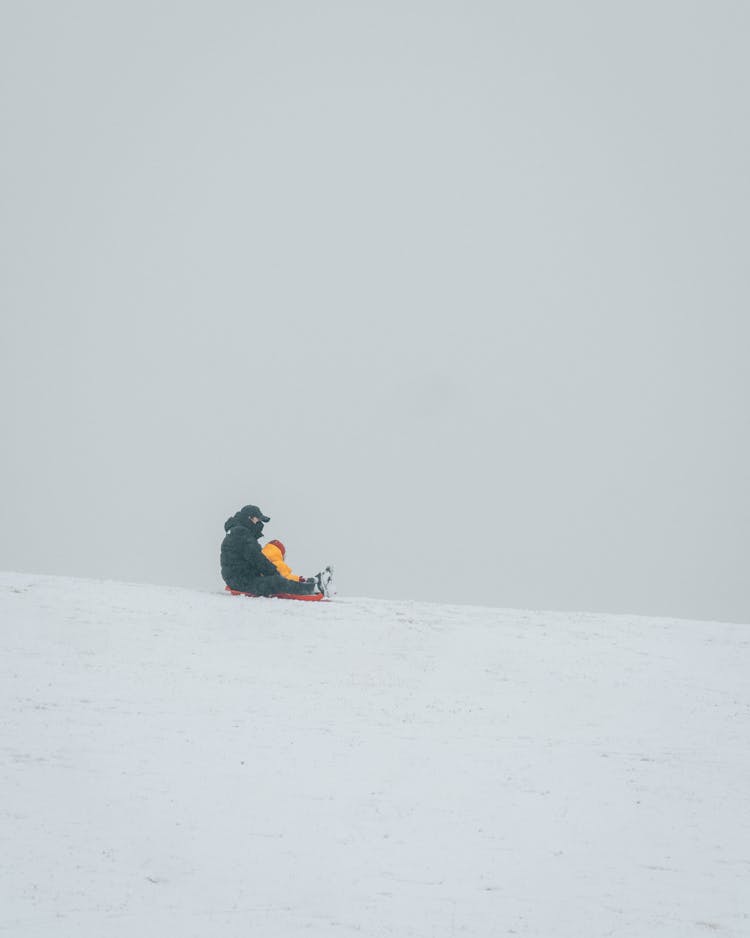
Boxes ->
[2,571,749,937]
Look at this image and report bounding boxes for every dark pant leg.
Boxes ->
[249,575,317,596]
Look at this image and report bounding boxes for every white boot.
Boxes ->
[315,565,334,598]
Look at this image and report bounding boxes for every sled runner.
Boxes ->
[225,586,329,602]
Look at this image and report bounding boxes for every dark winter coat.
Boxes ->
[220,511,279,591]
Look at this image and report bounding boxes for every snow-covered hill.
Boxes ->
[1,572,748,937]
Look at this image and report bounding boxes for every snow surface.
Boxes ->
[1,572,749,937]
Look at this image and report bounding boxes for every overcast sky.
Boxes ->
[1,1,748,623]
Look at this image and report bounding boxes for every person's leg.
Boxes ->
[250,575,318,596]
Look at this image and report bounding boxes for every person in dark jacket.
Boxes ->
[220,504,319,597]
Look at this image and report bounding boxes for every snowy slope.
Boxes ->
[1,572,748,938]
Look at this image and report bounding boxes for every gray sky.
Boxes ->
[2,1,748,623]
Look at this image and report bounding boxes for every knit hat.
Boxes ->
[267,539,286,558]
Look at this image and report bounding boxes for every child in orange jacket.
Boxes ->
[261,539,307,583]
[262,539,334,597]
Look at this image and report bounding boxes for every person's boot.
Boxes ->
[314,565,334,598]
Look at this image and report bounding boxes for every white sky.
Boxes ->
[1,1,748,622]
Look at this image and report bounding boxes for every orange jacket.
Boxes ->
[262,540,304,582]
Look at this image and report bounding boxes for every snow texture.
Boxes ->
[1,572,748,937]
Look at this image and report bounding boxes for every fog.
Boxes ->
[2,2,748,622]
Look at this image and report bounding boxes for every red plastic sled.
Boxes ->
[225,586,327,602]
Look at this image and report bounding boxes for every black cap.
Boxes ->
[241,504,270,523]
